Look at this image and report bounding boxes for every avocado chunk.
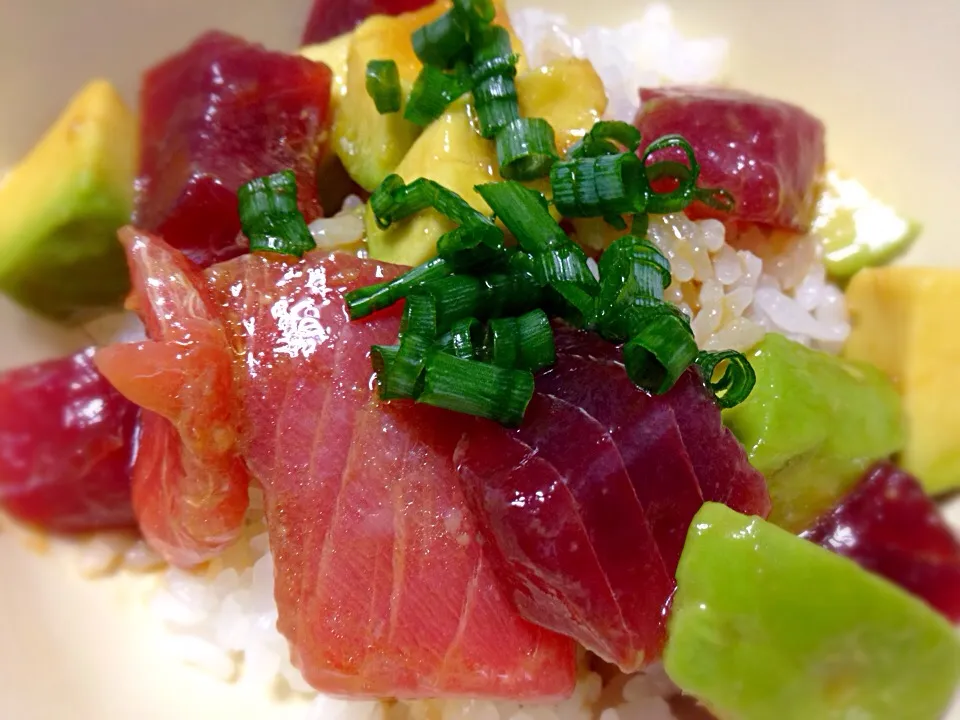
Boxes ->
[366,57,607,266]
[722,333,904,530]
[0,79,134,321]
[300,32,352,115]
[813,168,920,279]
[845,267,960,493]
[333,1,526,193]
[664,502,960,720]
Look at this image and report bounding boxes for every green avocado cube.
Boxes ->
[722,333,904,530]
[0,80,134,321]
[665,503,960,720]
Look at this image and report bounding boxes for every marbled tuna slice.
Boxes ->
[803,462,960,622]
[206,251,575,698]
[135,31,333,266]
[537,354,704,574]
[635,86,825,233]
[0,348,138,532]
[456,393,674,671]
[547,324,769,527]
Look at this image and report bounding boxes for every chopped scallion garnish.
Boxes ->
[482,309,556,371]
[474,181,565,255]
[365,59,402,114]
[404,65,470,126]
[495,117,559,180]
[381,331,432,399]
[551,153,647,218]
[470,26,520,138]
[436,317,482,359]
[640,134,700,214]
[237,170,315,257]
[412,10,470,69]
[345,256,453,319]
[622,305,699,395]
[418,350,534,426]
[371,175,500,242]
[569,120,643,158]
[695,350,757,409]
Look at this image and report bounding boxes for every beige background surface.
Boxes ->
[0,0,957,718]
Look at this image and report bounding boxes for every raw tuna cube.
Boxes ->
[0,349,138,533]
[301,0,435,45]
[456,393,674,672]
[95,228,249,567]
[803,462,960,622]
[204,251,576,698]
[134,31,333,267]
[537,353,705,574]
[635,86,826,233]
[548,323,770,521]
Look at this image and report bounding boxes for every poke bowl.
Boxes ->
[1,0,959,719]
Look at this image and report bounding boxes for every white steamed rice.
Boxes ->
[81,5,853,720]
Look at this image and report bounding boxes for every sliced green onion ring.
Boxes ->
[238,170,316,257]
[371,344,400,375]
[622,305,699,395]
[550,153,647,218]
[417,350,534,426]
[695,350,757,409]
[645,160,736,214]
[495,117,559,180]
[470,26,519,138]
[596,235,672,342]
[570,120,643,158]
[482,309,555,371]
[641,134,700,214]
[400,294,438,338]
[412,10,470,69]
[365,59,402,114]
[473,75,520,139]
[381,331,432,399]
[404,65,470,126]
[436,317,483,359]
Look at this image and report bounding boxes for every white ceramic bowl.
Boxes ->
[1,1,957,718]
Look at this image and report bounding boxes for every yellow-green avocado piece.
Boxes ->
[300,33,351,114]
[366,57,607,266]
[813,168,920,279]
[665,503,960,720]
[722,333,904,531]
[844,266,960,493]
[0,79,134,321]
[332,1,525,193]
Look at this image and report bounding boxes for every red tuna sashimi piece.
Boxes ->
[0,349,138,532]
[135,31,333,267]
[802,462,960,622]
[549,324,770,519]
[301,0,434,44]
[95,228,248,566]
[457,392,674,671]
[537,354,704,574]
[207,251,575,698]
[635,86,826,233]
[663,369,771,519]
